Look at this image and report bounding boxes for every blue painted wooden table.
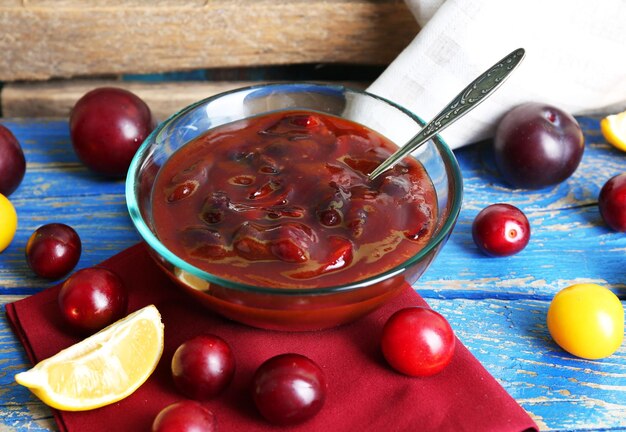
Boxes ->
[0,115,624,431]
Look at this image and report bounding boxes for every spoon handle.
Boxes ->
[368,48,526,181]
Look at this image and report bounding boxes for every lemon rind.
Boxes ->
[15,305,164,411]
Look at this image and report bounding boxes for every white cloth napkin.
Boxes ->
[367,0,626,149]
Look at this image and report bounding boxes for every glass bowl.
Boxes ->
[126,83,462,331]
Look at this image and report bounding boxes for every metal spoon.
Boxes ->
[368,48,526,181]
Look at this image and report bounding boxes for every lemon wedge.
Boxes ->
[15,305,164,411]
[0,193,17,253]
[601,110,626,151]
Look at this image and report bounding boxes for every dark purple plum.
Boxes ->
[494,103,584,189]
[0,124,26,196]
[252,353,327,425]
[58,267,128,334]
[152,401,217,432]
[599,173,626,232]
[69,87,155,177]
[171,334,235,400]
[26,223,82,279]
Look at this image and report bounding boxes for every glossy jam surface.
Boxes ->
[152,110,437,288]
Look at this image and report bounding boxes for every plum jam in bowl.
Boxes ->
[126,83,462,331]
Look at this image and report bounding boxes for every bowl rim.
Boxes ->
[126,82,463,296]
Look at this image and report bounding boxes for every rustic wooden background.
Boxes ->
[0,0,417,119]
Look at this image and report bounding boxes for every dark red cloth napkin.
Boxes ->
[6,243,538,432]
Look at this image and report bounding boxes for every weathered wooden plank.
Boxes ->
[0,119,136,296]
[1,117,137,199]
[2,80,260,120]
[438,298,626,431]
[0,297,55,432]
[0,194,139,294]
[1,80,368,120]
[0,0,419,81]
[19,0,206,6]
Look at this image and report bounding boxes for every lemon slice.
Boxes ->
[15,305,164,411]
[0,193,17,253]
[601,110,626,151]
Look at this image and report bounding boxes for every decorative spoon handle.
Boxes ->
[368,48,526,181]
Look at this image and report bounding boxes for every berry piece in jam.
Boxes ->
[271,238,308,263]
[343,157,380,176]
[249,179,283,201]
[232,222,274,261]
[324,163,354,189]
[181,227,230,261]
[290,114,322,128]
[379,173,412,199]
[228,175,255,186]
[403,203,432,241]
[265,204,305,220]
[270,223,315,263]
[167,180,199,202]
[315,186,349,228]
[233,222,315,263]
[345,204,368,239]
[318,208,342,227]
[289,236,353,279]
[201,192,230,225]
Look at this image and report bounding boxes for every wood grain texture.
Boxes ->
[1,80,368,120]
[0,115,625,431]
[0,0,419,81]
[421,117,626,302]
[1,80,268,120]
[0,295,55,431]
